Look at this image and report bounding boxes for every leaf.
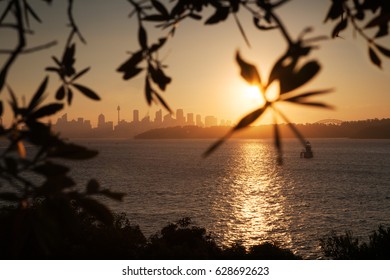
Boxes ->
[205,6,230,24]
[234,13,251,48]
[0,68,6,92]
[28,76,48,112]
[48,142,98,160]
[375,44,390,58]
[138,25,148,50]
[55,85,66,100]
[236,51,261,85]
[67,87,74,105]
[72,83,100,100]
[87,179,100,194]
[205,106,265,156]
[233,107,267,131]
[149,38,167,53]
[145,78,153,105]
[203,137,230,158]
[148,64,171,91]
[62,44,76,77]
[100,189,125,201]
[30,103,63,119]
[151,0,169,18]
[282,89,333,101]
[7,86,18,117]
[78,198,114,224]
[287,100,334,109]
[369,47,381,68]
[189,13,202,20]
[153,91,172,113]
[332,19,348,38]
[279,61,321,94]
[70,67,90,82]
[324,2,345,22]
[117,50,144,80]
[33,162,69,177]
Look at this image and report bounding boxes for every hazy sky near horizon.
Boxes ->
[1,0,390,126]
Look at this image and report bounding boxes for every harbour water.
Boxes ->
[62,138,390,259]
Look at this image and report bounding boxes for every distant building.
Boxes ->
[176,109,185,126]
[187,113,194,126]
[205,116,218,127]
[133,109,139,123]
[155,109,162,124]
[196,114,203,127]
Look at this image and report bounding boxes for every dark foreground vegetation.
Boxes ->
[1,200,390,260]
[0,201,299,260]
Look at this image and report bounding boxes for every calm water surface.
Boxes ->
[50,139,390,258]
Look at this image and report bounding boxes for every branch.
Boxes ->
[0,40,57,55]
[0,0,26,92]
[66,0,86,46]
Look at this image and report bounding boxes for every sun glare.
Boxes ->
[244,85,265,106]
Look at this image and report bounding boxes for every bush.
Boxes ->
[320,225,390,259]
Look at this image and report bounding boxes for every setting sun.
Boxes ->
[244,85,265,106]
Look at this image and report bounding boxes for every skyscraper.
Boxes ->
[133,109,139,123]
[187,113,194,126]
[176,109,185,125]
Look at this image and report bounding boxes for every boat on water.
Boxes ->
[300,141,313,158]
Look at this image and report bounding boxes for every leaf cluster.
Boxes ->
[46,44,100,105]
[325,0,390,68]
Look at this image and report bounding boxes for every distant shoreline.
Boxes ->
[134,119,390,140]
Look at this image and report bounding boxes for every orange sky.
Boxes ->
[1,0,390,127]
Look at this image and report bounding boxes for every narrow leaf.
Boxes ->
[234,13,251,48]
[202,133,232,158]
[145,78,153,105]
[28,76,48,112]
[282,89,333,101]
[375,44,390,58]
[100,189,125,201]
[67,87,74,105]
[87,179,100,194]
[31,103,63,119]
[55,85,66,100]
[287,100,334,109]
[0,69,6,92]
[153,91,172,113]
[332,19,348,38]
[78,198,114,224]
[72,84,100,100]
[70,67,90,82]
[236,51,261,85]
[138,25,148,50]
[205,7,230,24]
[151,0,169,18]
[233,107,267,131]
[369,47,381,68]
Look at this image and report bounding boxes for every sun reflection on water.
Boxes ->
[211,140,293,250]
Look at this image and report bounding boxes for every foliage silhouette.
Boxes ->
[0,0,389,259]
[320,225,390,259]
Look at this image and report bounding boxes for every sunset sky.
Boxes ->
[1,0,390,127]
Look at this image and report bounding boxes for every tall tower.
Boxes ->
[133,109,139,123]
[117,105,120,125]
